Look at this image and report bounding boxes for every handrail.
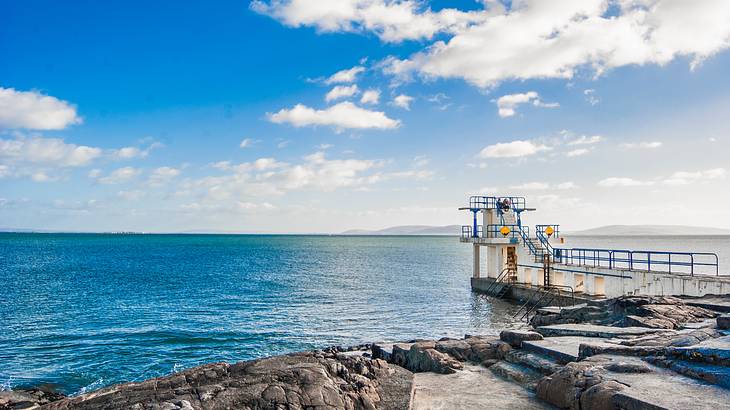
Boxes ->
[553,247,720,276]
[484,267,514,295]
[468,196,527,211]
[513,284,575,321]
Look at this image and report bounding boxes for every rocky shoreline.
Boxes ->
[3,295,730,410]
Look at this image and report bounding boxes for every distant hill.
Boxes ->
[341,225,461,235]
[567,225,730,236]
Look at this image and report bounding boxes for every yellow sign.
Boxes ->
[500,226,511,236]
[545,226,555,237]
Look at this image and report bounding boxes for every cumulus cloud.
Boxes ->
[620,141,663,149]
[495,91,558,117]
[0,87,82,130]
[377,0,730,87]
[392,94,414,110]
[324,65,365,84]
[663,168,726,185]
[148,166,181,185]
[325,84,359,102]
[251,0,487,42]
[0,135,102,172]
[267,101,400,130]
[360,89,381,104]
[479,140,549,158]
[598,177,653,187]
[95,167,142,184]
[111,142,162,160]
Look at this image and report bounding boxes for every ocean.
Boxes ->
[1,233,729,394]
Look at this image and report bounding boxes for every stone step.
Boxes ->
[523,336,615,364]
[488,361,544,390]
[646,356,730,388]
[535,323,670,338]
[504,350,563,376]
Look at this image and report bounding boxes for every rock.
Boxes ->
[0,388,66,409]
[536,361,603,408]
[579,380,626,410]
[717,314,730,330]
[405,342,463,374]
[42,352,413,410]
[499,330,543,348]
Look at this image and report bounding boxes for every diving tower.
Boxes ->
[461,195,728,300]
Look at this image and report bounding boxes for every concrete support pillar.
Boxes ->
[473,244,480,278]
[487,246,499,278]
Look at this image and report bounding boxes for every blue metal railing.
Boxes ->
[468,196,527,211]
[553,248,720,276]
[461,224,527,240]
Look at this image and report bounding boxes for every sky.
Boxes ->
[1,0,730,233]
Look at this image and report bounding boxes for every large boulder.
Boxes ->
[41,352,413,410]
[499,330,543,348]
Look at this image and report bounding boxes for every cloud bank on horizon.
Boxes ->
[1,0,730,232]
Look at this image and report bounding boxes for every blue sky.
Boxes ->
[2,0,730,232]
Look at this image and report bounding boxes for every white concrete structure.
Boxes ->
[461,196,729,298]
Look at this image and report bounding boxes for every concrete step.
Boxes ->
[488,361,544,390]
[410,364,553,410]
[600,355,730,410]
[504,350,563,376]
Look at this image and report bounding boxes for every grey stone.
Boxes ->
[499,329,543,348]
[41,352,413,410]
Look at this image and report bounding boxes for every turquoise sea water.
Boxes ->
[0,233,521,394]
[2,233,728,395]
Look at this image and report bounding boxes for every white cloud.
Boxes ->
[0,135,101,167]
[584,89,600,106]
[620,141,663,149]
[325,84,359,102]
[117,190,146,201]
[148,166,181,185]
[324,65,365,84]
[96,167,142,184]
[111,142,161,160]
[392,94,414,110]
[566,148,590,157]
[240,138,260,148]
[663,168,726,185]
[251,0,487,42]
[556,182,577,190]
[379,0,730,87]
[495,91,558,118]
[479,140,549,158]
[267,101,400,130]
[568,135,602,145]
[0,87,82,130]
[510,181,577,190]
[598,177,653,187]
[360,89,381,104]
[511,182,550,190]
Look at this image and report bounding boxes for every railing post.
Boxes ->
[647,253,651,272]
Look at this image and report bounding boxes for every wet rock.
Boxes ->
[499,330,543,348]
[717,314,730,330]
[42,352,413,410]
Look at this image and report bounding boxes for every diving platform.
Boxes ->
[461,195,729,301]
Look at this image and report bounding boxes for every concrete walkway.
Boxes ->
[410,364,553,410]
